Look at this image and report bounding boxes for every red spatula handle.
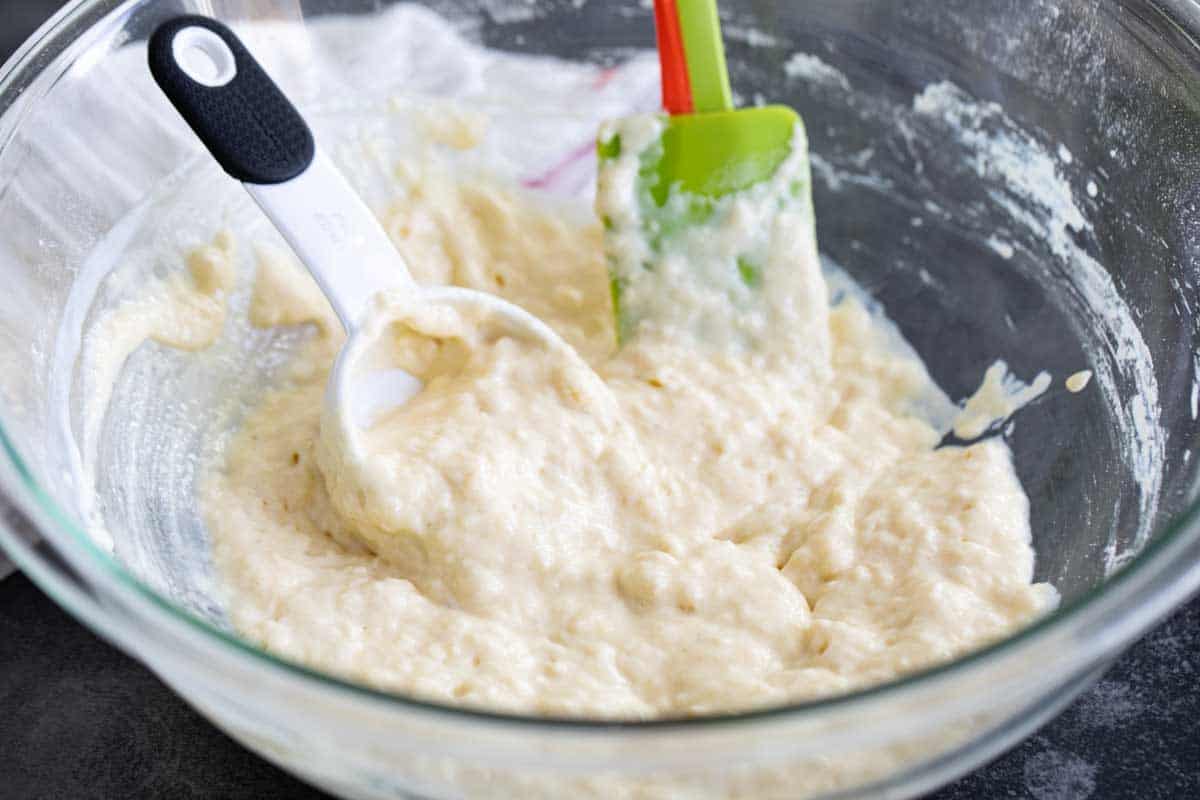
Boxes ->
[654,0,693,115]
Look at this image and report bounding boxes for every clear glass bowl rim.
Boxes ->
[2,0,1200,734]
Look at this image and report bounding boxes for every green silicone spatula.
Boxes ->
[598,0,810,341]
[641,0,800,201]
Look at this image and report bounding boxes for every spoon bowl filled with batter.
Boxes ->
[149,16,571,468]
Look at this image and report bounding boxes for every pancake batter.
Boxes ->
[200,111,1057,717]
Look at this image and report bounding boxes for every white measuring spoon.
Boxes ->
[149,16,568,460]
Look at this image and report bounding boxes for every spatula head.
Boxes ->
[654,105,801,204]
[597,106,811,343]
[601,105,801,205]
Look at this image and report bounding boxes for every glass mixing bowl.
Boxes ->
[3,0,1200,797]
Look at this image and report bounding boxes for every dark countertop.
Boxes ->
[2,3,1198,798]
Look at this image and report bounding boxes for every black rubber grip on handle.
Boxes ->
[148,16,314,185]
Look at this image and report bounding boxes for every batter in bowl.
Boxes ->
[198,105,1058,717]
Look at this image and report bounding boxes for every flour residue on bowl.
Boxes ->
[801,71,1163,573]
[784,53,852,92]
[909,81,1162,570]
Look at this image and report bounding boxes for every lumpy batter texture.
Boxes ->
[203,116,1056,717]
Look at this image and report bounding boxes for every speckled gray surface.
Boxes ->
[2,2,1200,798]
